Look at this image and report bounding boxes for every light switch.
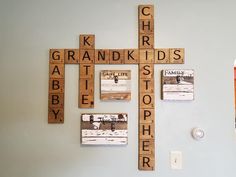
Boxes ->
[170,151,182,170]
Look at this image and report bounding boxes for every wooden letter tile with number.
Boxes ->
[139,109,154,124]
[79,49,95,64]
[170,48,184,64]
[124,49,139,64]
[48,93,64,108]
[49,49,64,64]
[64,49,79,64]
[139,123,155,139]
[139,5,154,20]
[139,34,154,49]
[79,64,94,79]
[155,48,170,64]
[139,154,155,171]
[109,49,124,64]
[48,107,64,123]
[79,93,94,108]
[95,49,110,64]
[139,19,154,34]
[49,78,64,93]
[139,139,155,155]
[139,78,154,93]
[139,49,154,63]
[79,78,94,94]
[79,34,95,49]
[49,64,64,78]
[139,64,154,79]
[140,93,155,109]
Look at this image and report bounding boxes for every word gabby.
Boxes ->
[48,5,185,171]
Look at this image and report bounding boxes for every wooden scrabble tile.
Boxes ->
[139,123,155,139]
[170,48,184,64]
[139,34,154,49]
[79,78,94,94]
[79,49,95,64]
[139,109,155,124]
[139,139,155,155]
[139,78,154,93]
[48,107,64,123]
[109,49,124,64]
[95,49,110,64]
[140,93,155,109]
[79,64,94,79]
[49,64,64,78]
[124,49,139,64]
[139,19,154,34]
[155,48,170,64]
[64,49,79,64]
[139,49,154,63]
[49,49,64,64]
[79,93,94,108]
[48,93,64,108]
[139,64,154,79]
[139,5,154,20]
[79,34,95,49]
[49,78,64,93]
[139,154,155,171]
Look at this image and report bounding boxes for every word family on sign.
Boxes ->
[48,4,186,171]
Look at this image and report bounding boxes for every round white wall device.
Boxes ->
[191,127,205,140]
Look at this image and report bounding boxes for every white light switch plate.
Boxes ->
[170,151,182,170]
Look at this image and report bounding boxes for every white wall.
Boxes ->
[1,0,236,177]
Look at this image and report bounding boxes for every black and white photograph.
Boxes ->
[161,69,194,101]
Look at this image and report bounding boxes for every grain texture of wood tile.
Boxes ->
[124,49,139,64]
[169,48,184,64]
[64,49,79,64]
[49,49,64,64]
[79,34,95,49]
[95,49,110,64]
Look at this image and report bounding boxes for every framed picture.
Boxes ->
[81,113,128,145]
[161,69,194,101]
[100,70,131,101]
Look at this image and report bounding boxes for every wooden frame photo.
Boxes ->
[161,69,194,101]
[81,113,128,145]
[100,70,131,101]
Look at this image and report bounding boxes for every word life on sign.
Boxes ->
[161,69,194,100]
[48,5,185,171]
[100,70,131,101]
[81,113,128,145]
